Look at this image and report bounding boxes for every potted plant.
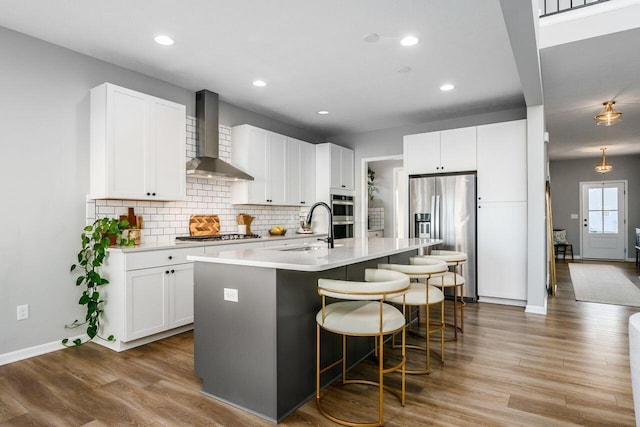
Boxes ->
[62,217,133,346]
[368,167,376,201]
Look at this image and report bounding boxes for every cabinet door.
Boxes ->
[404,132,441,175]
[150,97,186,200]
[329,144,343,189]
[125,266,168,341]
[300,140,316,205]
[340,146,354,190]
[477,120,527,202]
[267,132,287,204]
[440,127,476,173]
[106,85,148,198]
[286,138,302,205]
[169,263,194,328]
[245,127,268,203]
[477,201,527,302]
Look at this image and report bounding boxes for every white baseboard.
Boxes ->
[0,333,86,366]
[526,298,548,315]
[478,296,526,307]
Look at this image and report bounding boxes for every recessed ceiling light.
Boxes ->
[317,110,329,115]
[397,66,411,73]
[252,80,267,87]
[154,35,174,46]
[400,36,419,46]
[440,83,455,91]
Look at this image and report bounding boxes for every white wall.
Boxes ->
[368,159,403,235]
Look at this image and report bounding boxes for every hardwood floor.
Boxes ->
[1,260,638,426]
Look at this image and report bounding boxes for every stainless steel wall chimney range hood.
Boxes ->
[185,90,254,181]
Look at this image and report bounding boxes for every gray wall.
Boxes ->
[549,154,640,258]
[0,26,323,356]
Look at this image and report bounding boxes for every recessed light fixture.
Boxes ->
[400,35,419,46]
[252,80,267,87]
[397,65,412,73]
[317,110,329,115]
[440,83,455,91]
[363,33,380,43]
[154,35,174,46]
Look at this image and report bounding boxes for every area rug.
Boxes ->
[568,263,640,307]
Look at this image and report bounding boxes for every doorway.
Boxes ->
[361,155,403,238]
[580,180,627,260]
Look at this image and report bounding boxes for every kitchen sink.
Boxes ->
[276,243,344,252]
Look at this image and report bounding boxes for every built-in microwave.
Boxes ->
[331,194,354,239]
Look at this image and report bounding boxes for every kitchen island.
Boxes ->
[188,237,441,423]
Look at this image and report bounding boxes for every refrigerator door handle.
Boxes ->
[430,195,436,239]
[434,195,440,239]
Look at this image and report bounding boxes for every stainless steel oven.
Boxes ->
[331,194,354,239]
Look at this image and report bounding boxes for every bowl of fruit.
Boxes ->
[269,226,287,236]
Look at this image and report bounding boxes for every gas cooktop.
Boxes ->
[175,233,261,242]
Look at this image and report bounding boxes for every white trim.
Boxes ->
[478,296,527,307]
[0,333,86,366]
[526,297,548,315]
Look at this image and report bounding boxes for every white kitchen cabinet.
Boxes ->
[90,83,186,201]
[477,201,527,305]
[286,137,316,206]
[98,246,203,351]
[404,127,476,175]
[477,120,527,202]
[231,125,305,205]
[316,143,354,192]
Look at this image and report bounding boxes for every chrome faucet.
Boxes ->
[306,202,334,248]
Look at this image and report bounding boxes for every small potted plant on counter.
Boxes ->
[62,217,133,347]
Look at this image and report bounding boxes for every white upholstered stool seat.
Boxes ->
[317,300,406,336]
[413,251,468,341]
[316,268,410,427]
[378,260,447,375]
[427,272,465,287]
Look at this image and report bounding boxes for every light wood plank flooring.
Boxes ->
[1,260,638,426]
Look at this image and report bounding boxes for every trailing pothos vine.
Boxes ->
[62,217,134,347]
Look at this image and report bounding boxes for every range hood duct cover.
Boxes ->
[186,90,253,181]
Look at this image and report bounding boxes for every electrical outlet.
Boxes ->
[223,288,238,302]
[17,304,29,320]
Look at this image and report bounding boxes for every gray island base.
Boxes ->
[189,237,441,423]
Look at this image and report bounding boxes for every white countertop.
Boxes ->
[187,237,442,272]
[107,232,327,253]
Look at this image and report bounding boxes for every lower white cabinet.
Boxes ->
[477,201,527,305]
[99,246,203,351]
[367,230,384,238]
[125,263,194,341]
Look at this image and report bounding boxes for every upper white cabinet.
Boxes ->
[477,119,527,202]
[231,125,315,206]
[287,137,316,206]
[316,143,354,192]
[90,83,186,201]
[404,127,477,175]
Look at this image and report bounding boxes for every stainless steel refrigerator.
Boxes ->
[409,174,477,301]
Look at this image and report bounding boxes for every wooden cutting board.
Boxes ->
[189,215,220,236]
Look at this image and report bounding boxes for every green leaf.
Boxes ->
[79,293,90,304]
[87,326,97,338]
[106,335,115,341]
[73,338,82,346]
[83,225,93,232]
[62,338,69,344]
[70,264,77,273]
[75,276,84,286]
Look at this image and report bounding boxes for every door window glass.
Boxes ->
[588,186,619,234]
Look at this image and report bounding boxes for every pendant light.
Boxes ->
[594,101,622,126]
[595,147,613,174]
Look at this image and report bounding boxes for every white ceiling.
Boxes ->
[0,0,638,160]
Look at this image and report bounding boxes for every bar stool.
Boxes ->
[378,259,448,374]
[415,250,467,341]
[316,268,410,427]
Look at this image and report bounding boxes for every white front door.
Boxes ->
[580,181,627,260]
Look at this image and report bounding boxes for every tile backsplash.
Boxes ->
[86,117,304,244]
[368,207,384,230]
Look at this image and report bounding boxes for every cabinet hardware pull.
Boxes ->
[171,269,175,273]
[165,270,170,274]
[147,192,151,196]
[168,256,173,260]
